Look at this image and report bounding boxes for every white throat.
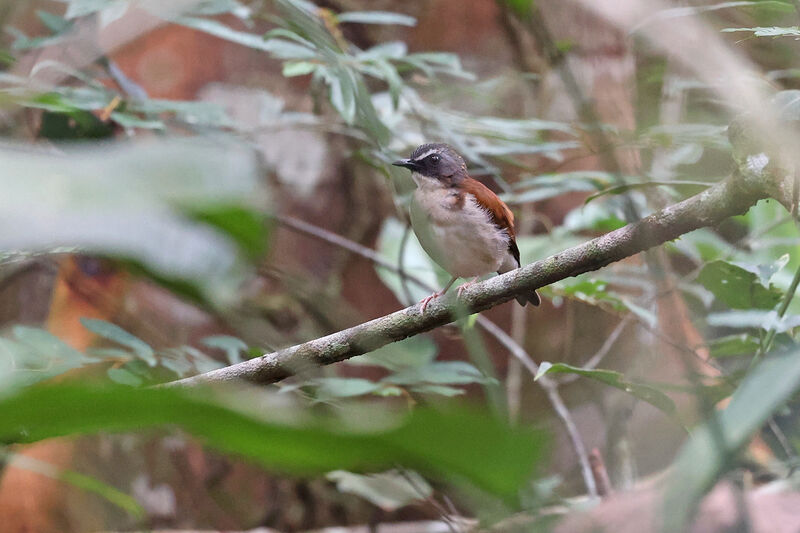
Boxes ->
[411,171,443,190]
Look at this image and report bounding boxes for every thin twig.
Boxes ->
[539,377,598,497]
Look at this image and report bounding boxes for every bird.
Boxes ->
[392,143,540,312]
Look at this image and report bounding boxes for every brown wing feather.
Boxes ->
[461,178,515,238]
[462,177,539,306]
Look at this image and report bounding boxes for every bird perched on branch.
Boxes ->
[393,143,540,312]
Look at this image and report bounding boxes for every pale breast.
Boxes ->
[410,182,510,278]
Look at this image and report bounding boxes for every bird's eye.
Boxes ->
[429,154,440,163]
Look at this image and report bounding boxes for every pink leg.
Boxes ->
[456,276,480,299]
[419,276,458,313]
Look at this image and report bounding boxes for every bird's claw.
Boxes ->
[456,277,479,299]
[419,292,441,314]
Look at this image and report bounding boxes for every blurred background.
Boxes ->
[1,0,800,532]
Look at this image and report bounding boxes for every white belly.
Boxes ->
[410,187,511,278]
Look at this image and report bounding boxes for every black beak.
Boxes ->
[392,158,419,171]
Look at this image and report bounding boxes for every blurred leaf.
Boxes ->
[175,16,316,57]
[0,383,546,499]
[37,10,72,33]
[408,384,466,397]
[39,110,115,140]
[349,336,437,371]
[12,326,88,366]
[106,367,143,387]
[697,261,782,310]
[708,334,761,358]
[327,469,430,511]
[584,180,708,205]
[201,335,249,365]
[314,378,383,400]
[755,254,790,285]
[384,361,495,386]
[504,0,535,18]
[535,362,677,417]
[375,217,442,305]
[664,345,800,531]
[64,0,120,18]
[337,11,416,26]
[0,328,94,389]
[185,205,269,261]
[1,450,145,518]
[128,99,233,127]
[635,2,793,32]
[722,26,800,37]
[707,310,800,332]
[81,318,156,366]
[282,61,317,76]
[0,140,263,299]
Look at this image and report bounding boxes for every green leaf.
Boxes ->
[664,346,800,531]
[0,383,546,499]
[708,334,761,358]
[1,450,145,518]
[282,61,317,76]
[584,180,708,205]
[201,335,249,365]
[697,261,782,310]
[707,310,800,332]
[38,110,115,140]
[175,16,315,57]
[408,384,466,397]
[106,367,143,387]
[534,362,676,417]
[349,336,437,371]
[374,217,442,305]
[314,378,382,400]
[64,0,118,18]
[336,11,417,26]
[185,205,269,261]
[384,361,495,386]
[722,26,800,37]
[80,319,156,366]
[504,0,535,18]
[327,469,430,511]
[0,140,263,299]
[36,10,72,33]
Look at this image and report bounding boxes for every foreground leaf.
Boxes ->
[0,383,546,499]
[663,346,800,531]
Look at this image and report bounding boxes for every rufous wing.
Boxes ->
[462,177,540,306]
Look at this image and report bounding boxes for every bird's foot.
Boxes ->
[419,291,443,314]
[456,277,480,299]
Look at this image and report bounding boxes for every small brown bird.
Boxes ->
[393,143,540,312]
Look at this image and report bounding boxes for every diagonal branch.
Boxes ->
[170,172,769,387]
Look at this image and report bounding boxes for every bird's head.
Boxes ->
[392,143,467,187]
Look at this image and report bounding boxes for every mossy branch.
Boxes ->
[171,170,773,388]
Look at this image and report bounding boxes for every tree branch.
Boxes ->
[170,173,769,387]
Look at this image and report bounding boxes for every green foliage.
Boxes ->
[722,26,800,37]
[664,345,800,531]
[534,362,677,417]
[327,469,431,511]
[697,260,783,310]
[3,0,800,525]
[0,383,547,499]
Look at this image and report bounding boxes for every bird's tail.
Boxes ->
[515,290,541,307]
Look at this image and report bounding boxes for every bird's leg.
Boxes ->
[419,276,458,313]
[456,276,480,299]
